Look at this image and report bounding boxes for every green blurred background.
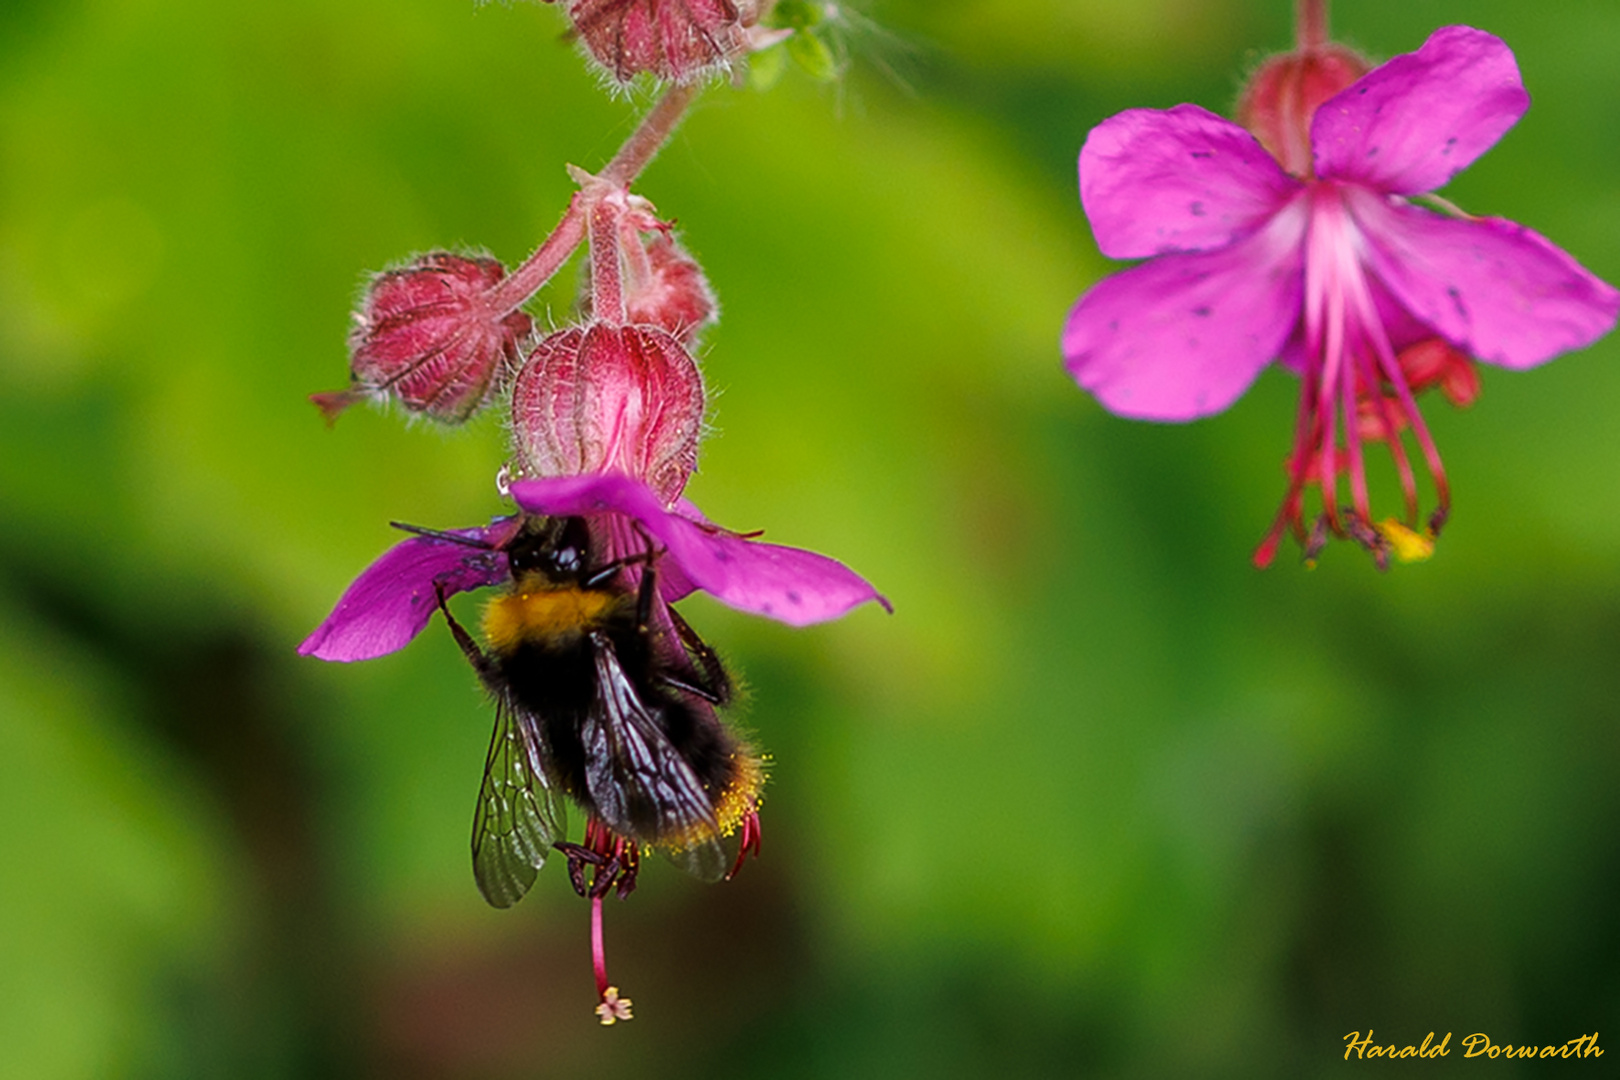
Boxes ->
[3,0,1619,1076]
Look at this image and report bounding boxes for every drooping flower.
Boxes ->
[299,471,888,665]
[312,253,534,424]
[1062,25,1619,566]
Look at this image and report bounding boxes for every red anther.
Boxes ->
[725,809,762,880]
[1397,338,1481,407]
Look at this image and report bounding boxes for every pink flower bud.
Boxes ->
[554,0,751,84]
[510,322,705,503]
[1237,44,1370,177]
[621,215,717,347]
[312,253,533,425]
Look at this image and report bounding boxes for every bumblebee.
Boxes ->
[419,515,764,907]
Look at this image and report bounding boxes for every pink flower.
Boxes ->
[297,471,889,664]
[1062,26,1620,565]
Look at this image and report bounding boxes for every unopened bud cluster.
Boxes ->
[312,0,781,464]
[317,181,718,510]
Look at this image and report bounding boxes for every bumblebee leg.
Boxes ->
[434,582,496,682]
[635,557,658,627]
[657,673,721,704]
[552,841,604,898]
[581,519,667,590]
[582,548,658,590]
[391,521,496,549]
[665,606,732,706]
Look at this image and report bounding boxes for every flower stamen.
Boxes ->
[557,818,643,1025]
[726,808,763,880]
[1256,184,1464,567]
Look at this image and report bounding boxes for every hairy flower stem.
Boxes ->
[589,200,628,323]
[489,194,588,313]
[487,82,702,316]
[1296,0,1329,51]
[602,83,700,188]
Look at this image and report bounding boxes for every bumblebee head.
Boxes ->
[507,515,593,583]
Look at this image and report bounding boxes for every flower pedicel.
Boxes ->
[1062,5,1619,567]
[303,3,885,1023]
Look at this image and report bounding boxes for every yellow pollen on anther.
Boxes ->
[595,986,633,1025]
[1376,520,1435,563]
[663,747,767,853]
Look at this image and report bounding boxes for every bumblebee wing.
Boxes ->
[471,696,567,908]
[582,632,720,855]
[660,833,731,884]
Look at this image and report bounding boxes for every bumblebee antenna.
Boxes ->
[390,521,496,550]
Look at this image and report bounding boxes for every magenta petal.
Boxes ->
[299,520,516,662]
[597,507,699,603]
[655,497,709,603]
[1313,26,1528,195]
[1081,104,1300,259]
[1350,191,1620,369]
[510,474,890,627]
[1063,202,1307,420]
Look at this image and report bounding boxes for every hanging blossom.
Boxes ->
[1062,22,1619,566]
[297,472,887,663]
[303,183,886,663]
[304,136,886,1022]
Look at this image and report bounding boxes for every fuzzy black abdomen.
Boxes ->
[497,623,745,837]
[498,638,598,800]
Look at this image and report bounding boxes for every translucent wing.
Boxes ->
[661,832,731,884]
[471,697,567,908]
[581,632,721,861]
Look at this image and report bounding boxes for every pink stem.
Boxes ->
[601,83,700,189]
[485,82,702,315]
[1257,233,1329,568]
[1296,0,1329,52]
[1339,335,1369,527]
[1360,348,1419,525]
[1315,271,1344,534]
[589,199,627,324]
[489,193,588,314]
[1367,322,1452,533]
[726,810,763,880]
[1350,268,1451,532]
[591,894,610,998]
[618,213,655,299]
